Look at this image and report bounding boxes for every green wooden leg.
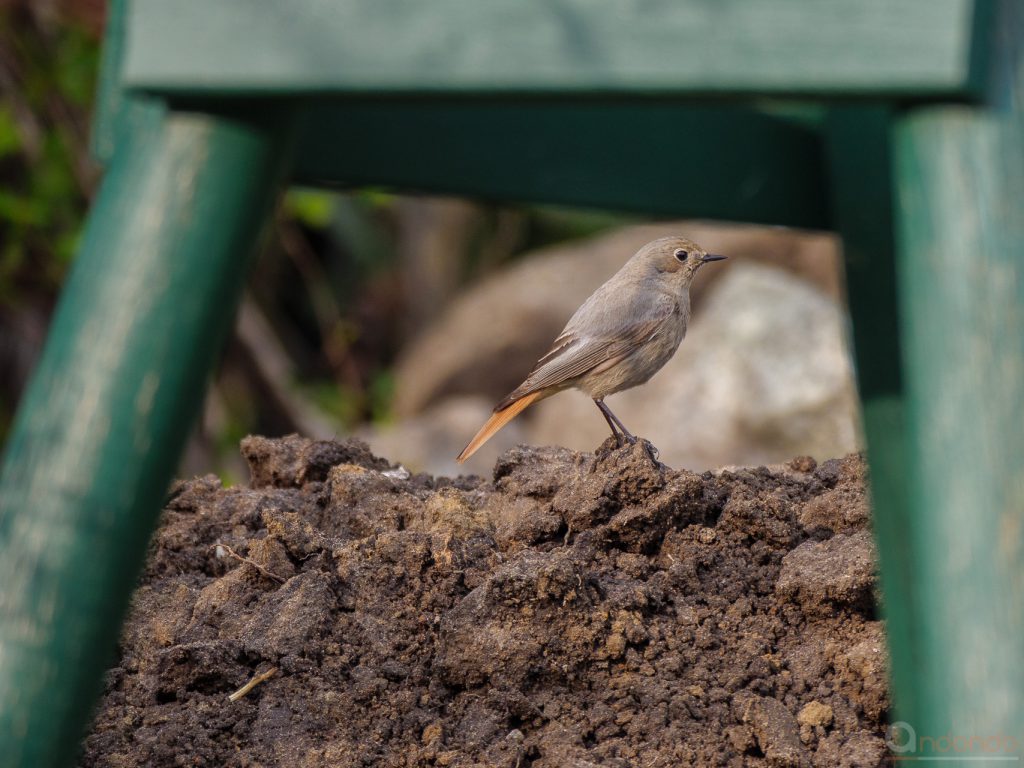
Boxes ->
[0,102,295,767]
[826,107,920,725]
[891,3,1024,750]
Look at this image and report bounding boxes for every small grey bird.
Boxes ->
[456,236,726,462]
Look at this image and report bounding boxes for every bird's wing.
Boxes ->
[496,303,675,409]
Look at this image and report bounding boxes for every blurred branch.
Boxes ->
[477,207,528,273]
[43,87,95,195]
[395,196,484,333]
[0,28,44,161]
[234,295,338,439]
[275,214,362,390]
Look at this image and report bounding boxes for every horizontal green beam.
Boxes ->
[123,0,988,100]
[293,101,829,228]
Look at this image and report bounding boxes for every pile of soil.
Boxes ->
[82,436,889,767]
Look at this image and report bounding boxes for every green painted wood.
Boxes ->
[0,104,296,767]
[90,0,126,162]
[92,0,165,168]
[825,107,918,723]
[891,0,1024,752]
[293,101,829,228]
[122,0,988,100]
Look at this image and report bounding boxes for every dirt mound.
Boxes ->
[81,436,888,767]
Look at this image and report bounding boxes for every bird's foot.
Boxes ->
[638,438,667,469]
[595,435,668,470]
[606,433,666,469]
[615,432,638,448]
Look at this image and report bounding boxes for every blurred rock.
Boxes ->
[393,221,842,417]
[529,263,860,469]
[378,223,859,474]
[370,262,860,476]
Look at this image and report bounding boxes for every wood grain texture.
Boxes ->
[122,0,986,99]
[892,0,1024,748]
[0,106,296,767]
[91,0,126,162]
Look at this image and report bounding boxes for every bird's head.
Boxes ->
[633,236,727,288]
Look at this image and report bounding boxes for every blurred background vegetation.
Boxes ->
[0,0,635,480]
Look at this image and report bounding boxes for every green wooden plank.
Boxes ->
[825,107,918,723]
[90,0,126,162]
[292,101,829,229]
[0,104,296,767]
[92,0,166,167]
[123,0,987,99]
[891,0,1024,750]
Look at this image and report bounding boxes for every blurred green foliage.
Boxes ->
[285,188,336,230]
[0,4,636,474]
[0,5,101,444]
[0,9,99,306]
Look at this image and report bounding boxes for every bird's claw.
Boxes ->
[613,433,665,468]
[641,440,668,469]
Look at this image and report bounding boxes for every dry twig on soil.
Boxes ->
[215,542,285,584]
[228,667,279,703]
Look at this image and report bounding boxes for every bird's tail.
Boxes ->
[456,391,543,463]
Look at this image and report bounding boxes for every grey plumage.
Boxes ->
[458,236,725,462]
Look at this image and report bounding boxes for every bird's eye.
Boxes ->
[674,249,689,262]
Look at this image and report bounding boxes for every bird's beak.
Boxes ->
[701,254,727,262]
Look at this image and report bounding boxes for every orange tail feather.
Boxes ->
[456,391,543,463]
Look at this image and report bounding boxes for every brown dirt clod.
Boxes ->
[82,439,888,767]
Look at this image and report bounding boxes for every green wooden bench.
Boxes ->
[1,0,1021,763]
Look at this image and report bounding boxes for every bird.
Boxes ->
[456,236,726,463]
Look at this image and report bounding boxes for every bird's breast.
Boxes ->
[578,308,686,399]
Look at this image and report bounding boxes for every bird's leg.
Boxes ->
[594,399,622,443]
[600,401,637,442]
[594,398,663,466]
[594,399,635,446]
